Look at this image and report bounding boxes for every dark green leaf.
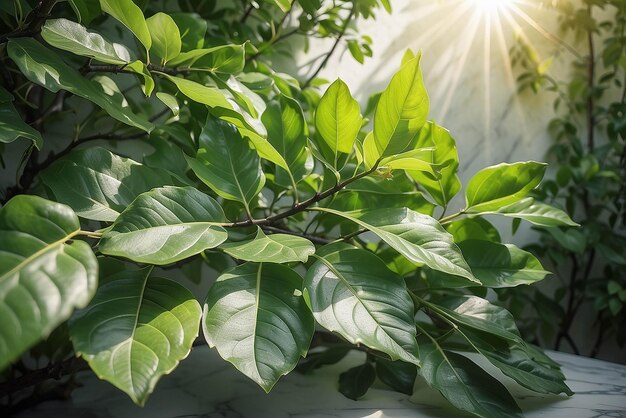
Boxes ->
[339,362,376,400]
[0,99,43,149]
[375,357,417,395]
[185,118,265,211]
[419,343,522,417]
[7,38,152,132]
[40,147,174,222]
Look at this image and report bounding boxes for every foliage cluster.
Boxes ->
[1,0,578,416]
[506,0,626,359]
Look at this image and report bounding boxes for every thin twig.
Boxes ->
[301,6,355,89]
[0,0,59,43]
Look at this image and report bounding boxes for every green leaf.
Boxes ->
[374,52,429,156]
[168,44,245,73]
[68,0,102,24]
[446,217,501,243]
[99,186,228,265]
[263,95,310,186]
[0,195,97,371]
[429,240,549,288]
[69,268,201,405]
[375,358,417,395]
[419,343,522,418]
[486,198,579,227]
[164,74,232,109]
[315,79,362,165]
[99,0,151,52]
[221,228,315,263]
[304,249,420,365]
[156,92,179,116]
[0,100,43,149]
[170,12,207,51]
[315,207,477,282]
[432,296,521,342]
[203,262,314,392]
[40,147,174,222]
[271,0,293,12]
[339,363,376,400]
[460,330,573,396]
[41,18,131,65]
[7,38,152,132]
[146,12,181,63]
[408,122,461,207]
[185,117,265,211]
[546,227,586,254]
[465,162,547,212]
[126,60,155,96]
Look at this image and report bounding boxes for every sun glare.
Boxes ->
[469,0,515,15]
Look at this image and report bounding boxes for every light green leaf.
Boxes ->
[99,0,151,52]
[126,60,155,96]
[263,95,310,186]
[168,44,245,73]
[0,100,43,149]
[465,162,547,212]
[271,0,293,12]
[315,207,477,282]
[185,117,265,210]
[41,18,131,64]
[446,217,501,243]
[483,197,579,227]
[203,262,314,392]
[221,228,315,263]
[380,148,436,175]
[7,38,152,132]
[146,12,181,63]
[315,79,362,165]
[408,122,461,207]
[305,249,420,365]
[0,195,98,371]
[164,74,232,109]
[69,268,201,405]
[40,147,174,222]
[419,343,522,418]
[374,52,429,156]
[99,186,228,265]
[156,92,179,115]
[428,240,548,288]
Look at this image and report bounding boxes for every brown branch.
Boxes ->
[0,0,59,43]
[222,159,381,228]
[301,6,355,89]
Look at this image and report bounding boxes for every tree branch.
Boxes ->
[222,159,381,228]
[0,0,59,43]
[301,6,355,89]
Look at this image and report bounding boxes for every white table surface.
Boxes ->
[15,346,626,418]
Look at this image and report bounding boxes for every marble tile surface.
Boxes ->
[16,347,626,418]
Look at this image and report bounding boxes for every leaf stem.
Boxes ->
[439,210,465,224]
[221,158,381,228]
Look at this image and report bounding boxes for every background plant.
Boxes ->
[1,0,576,416]
[503,0,626,361]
